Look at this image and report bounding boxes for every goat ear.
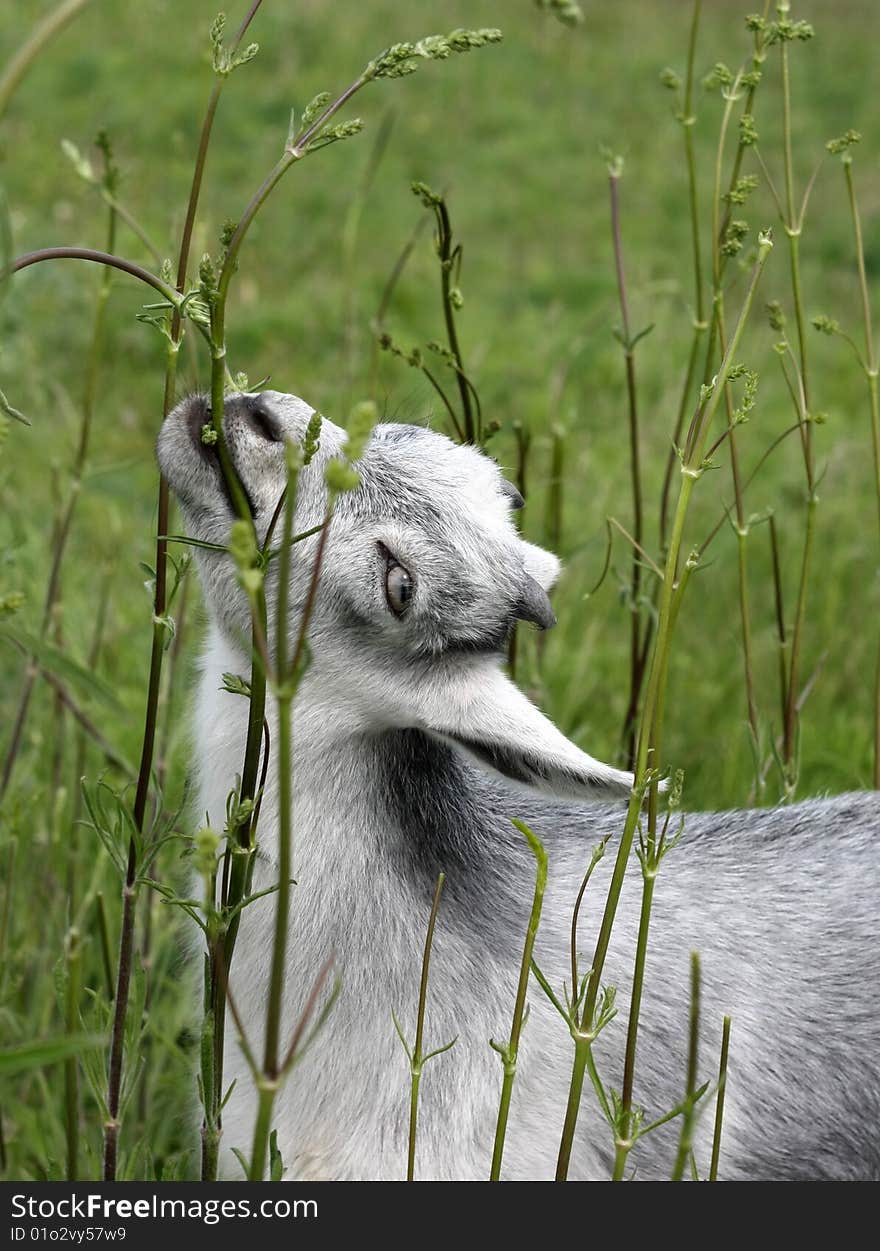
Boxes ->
[418,662,633,802]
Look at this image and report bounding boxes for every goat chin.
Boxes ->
[191,623,880,1182]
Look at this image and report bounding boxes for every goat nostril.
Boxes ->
[244,394,283,443]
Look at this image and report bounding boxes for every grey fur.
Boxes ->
[157,391,880,1181]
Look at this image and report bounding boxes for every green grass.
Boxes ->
[1,0,878,1179]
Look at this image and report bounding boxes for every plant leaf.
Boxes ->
[0,1033,105,1077]
[1,626,119,708]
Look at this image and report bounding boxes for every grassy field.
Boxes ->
[1,0,878,1179]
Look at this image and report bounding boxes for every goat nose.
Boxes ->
[515,574,556,630]
[238,393,283,443]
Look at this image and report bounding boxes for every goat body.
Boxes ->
[158,391,880,1181]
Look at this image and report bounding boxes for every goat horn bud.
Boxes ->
[499,478,525,509]
[515,575,556,630]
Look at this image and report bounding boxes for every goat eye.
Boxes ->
[385,562,413,616]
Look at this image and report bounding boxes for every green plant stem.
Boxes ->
[204,620,267,1178]
[555,236,772,1181]
[681,28,768,767]
[661,3,770,549]
[406,872,445,1182]
[781,491,815,787]
[102,875,135,1181]
[248,502,334,1179]
[568,841,607,1010]
[843,159,880,786]
[691,15,768,407]
[48,592,67,836]
[611,595,678,1182]
[735,520,758,735]
[0,0,92,123]
[611,870,655,1181]
[709,1015,731,1180]
[716,303,760,751]
[261,459,299,1082]
[95,892,114,1001]
[671,952,701,1180]
[659,0,705,553]
[775,30,815,791]
[707,80,760,748]
[682,1,703,311]
[716,2,771,247]
[780,30,811,460]
[768,513,790,731]
[490,823,547,1181]
[155,572,190,797]
[63,926,81,1181]
[608,168,646,770]
[249,1084,276,1182]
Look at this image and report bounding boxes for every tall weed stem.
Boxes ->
[842,157,880,785]
[608,164,647,769]
[555,236,772,1180]
[489,822,547,1180]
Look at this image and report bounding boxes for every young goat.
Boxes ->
[157,390,880,1181]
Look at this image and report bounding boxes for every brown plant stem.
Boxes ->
[104,3,267,1179]
[608,167,646,770]
[1,195,117,800]
[709,1015,731,1180]
[774,17,816,793]
[435,198,477,443]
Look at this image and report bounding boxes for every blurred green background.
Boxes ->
[1,0,878,1177]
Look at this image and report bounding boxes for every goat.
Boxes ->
[157,389,880,1181]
